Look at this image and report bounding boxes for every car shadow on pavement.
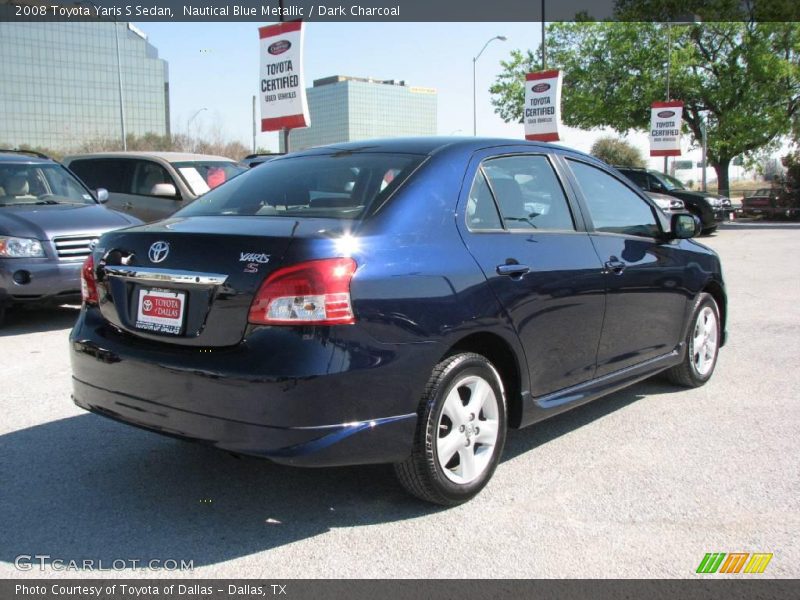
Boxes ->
[0,305,79,337]
[0,378,668,570]
[503,378,676,461]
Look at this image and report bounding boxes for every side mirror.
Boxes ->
[671,213,701,239]
[150,183,179,198]
[95,188,109,203]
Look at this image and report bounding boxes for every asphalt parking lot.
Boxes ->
[1,221,798,579]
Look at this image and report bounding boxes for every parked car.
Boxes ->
[615,166,732,234]
[738,188,799,219]
[71,138,726,505]
[63,152,247,223]
[241,152,285,168]
[646,191,687,216]
[0,150,141,324]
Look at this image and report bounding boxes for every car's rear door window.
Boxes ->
[479,155,575,231]
[567,160,660,238]
[68,158,141,195]
[621,169,649,190]
[466,170,503,230]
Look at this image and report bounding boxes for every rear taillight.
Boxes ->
[81,255,98,306]
[248,258,357,325]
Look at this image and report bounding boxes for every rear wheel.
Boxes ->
[665,293,721,387]
[394,352,507,505]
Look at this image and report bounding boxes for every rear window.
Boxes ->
[176,152,425,220]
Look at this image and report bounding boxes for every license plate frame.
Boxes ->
[135,288,186,335]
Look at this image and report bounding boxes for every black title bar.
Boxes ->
[1,0,799,22]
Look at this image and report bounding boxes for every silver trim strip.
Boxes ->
[103,265,228,286]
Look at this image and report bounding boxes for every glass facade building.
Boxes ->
[0,22,169,152]
[281,76,437,152]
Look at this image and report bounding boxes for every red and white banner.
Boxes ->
[524,70,562,142]
[649,100,683,157]
[258,21,309,132]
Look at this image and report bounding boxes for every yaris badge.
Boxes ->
[148,241,170,263]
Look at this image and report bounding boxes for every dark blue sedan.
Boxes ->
[70,138,726,505]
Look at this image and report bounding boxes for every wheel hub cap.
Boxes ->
[435,374,500,485]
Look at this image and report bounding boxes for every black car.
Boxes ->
[70,138,726,505]
[240,152,285,168]
[615,166,732,234]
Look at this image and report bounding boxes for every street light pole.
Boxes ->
[472,35,507,136]
[187,108,207,151]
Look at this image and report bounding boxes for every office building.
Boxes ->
[281,75,437,152]
[0,21,169,152]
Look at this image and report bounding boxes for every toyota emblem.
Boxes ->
[148,241,170,263]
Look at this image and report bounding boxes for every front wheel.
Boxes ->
[394,352,507,506]
[665,293,721,387]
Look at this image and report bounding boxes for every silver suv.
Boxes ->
[0,150,140,324]
[64,152,246,222]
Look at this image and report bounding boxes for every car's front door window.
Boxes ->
[567,160,660,238]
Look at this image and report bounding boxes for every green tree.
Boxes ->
[490,21,800,195]
[590,136,646,167]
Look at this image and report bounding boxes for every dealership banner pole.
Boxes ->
[251,95,256,153]
[663,23,672,174]
[541,0,546,69]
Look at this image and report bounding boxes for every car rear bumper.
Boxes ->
[0,258,82,304]
[69,308,433,466]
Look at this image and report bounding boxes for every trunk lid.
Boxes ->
[93,216,341,346]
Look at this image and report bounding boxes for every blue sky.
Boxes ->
[136,21,717,176]
[138,22,603,148]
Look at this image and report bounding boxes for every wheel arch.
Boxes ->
[702,279,727,346]
[441,331,527,429]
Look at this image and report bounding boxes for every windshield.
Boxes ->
[657,172,686,191]
[172,161,247,196]
[0,163,94,206]
[176,152,425,220]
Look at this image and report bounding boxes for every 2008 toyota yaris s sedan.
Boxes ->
[70,138,726,505]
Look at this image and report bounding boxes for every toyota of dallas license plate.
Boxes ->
[135,289,186,335]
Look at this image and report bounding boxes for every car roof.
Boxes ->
[63,151,236,163]
[285,136,595,159]
[0,152,57,164]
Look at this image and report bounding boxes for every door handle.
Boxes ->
[496,263,531,277]
[604,259,626,275]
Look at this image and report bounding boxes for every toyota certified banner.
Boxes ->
[524,70,563,142]
[258,20,310,131]
[649,100,683,156]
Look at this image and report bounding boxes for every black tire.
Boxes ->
[0,303,5,327]
[701,226,718,235]
[394,352,507,506]
[665,293,721,388]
